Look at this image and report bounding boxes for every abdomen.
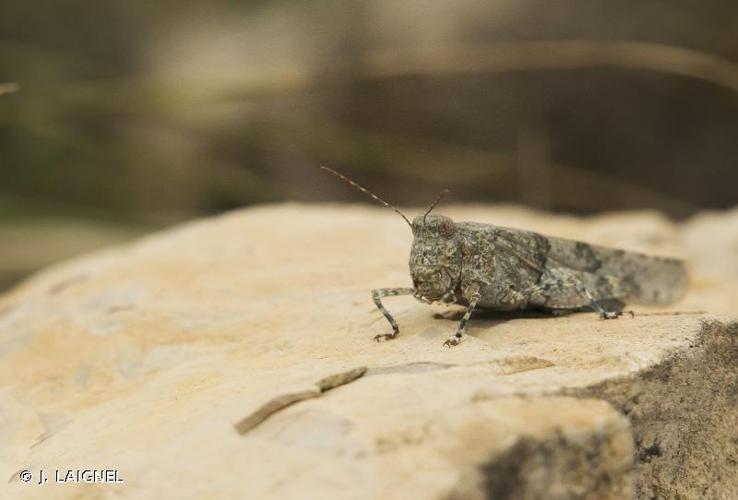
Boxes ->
[547,236,688,305]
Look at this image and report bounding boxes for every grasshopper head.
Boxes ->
[409,214,462,301]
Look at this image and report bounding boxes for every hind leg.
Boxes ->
[528,268,624,319]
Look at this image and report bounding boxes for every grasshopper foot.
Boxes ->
[599,310,622,320]
[374,332,398,342]
[443,335,462,347]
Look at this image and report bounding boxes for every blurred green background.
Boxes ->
[1,0,737,291]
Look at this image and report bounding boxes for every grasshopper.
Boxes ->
[321,167,688,347]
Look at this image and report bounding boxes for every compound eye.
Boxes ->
[440,219,455,237]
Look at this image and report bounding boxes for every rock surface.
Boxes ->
[1,204,737,499]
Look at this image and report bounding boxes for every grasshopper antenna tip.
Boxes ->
[320,166,412,228]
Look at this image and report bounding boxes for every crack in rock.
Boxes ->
[491,356,555,375]
[367,361,456,376]
[368,357,555,377]
[316,366,367,391]
[234,366,367,435]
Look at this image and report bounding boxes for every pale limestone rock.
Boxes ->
[1,204,737,499]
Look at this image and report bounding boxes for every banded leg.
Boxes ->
[579,285,621,319]
[443,291,481,347]
[371,288,415,342]
[528,268,623,319]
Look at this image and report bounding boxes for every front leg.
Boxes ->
[371,288,415,342]
[443,284,482,347]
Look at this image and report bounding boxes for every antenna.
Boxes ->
[423,189,450,225]
[320,166,412,228]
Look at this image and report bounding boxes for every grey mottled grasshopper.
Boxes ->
[321,167,688,347]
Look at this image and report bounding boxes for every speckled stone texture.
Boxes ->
[2,204,737,499]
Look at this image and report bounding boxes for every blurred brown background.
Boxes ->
[1,0,737,291]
